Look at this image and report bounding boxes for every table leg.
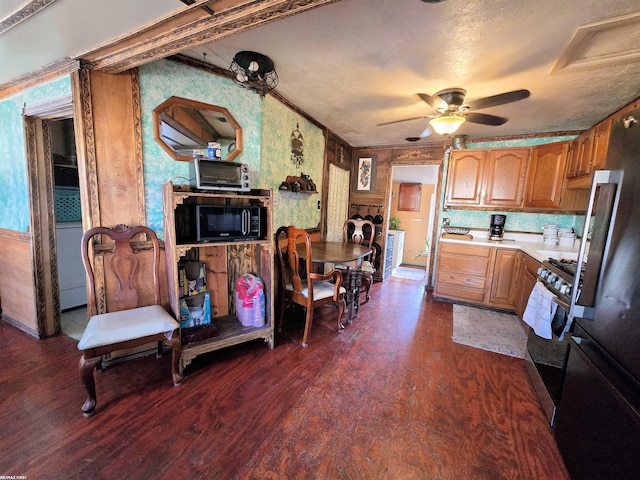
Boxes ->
[345,267,355,324]
[353,269,362,316]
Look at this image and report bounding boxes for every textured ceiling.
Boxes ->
[2,0,639,147]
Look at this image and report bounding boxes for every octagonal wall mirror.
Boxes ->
[152,96,242,162]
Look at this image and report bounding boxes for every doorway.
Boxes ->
[23,96,87,338]
[50,118,87,339]
[388,165,440,286]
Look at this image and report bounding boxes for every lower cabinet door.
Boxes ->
[488,248,519,309]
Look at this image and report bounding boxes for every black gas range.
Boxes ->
[537,258,584,308]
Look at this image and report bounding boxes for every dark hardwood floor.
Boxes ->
[0,278,569,480]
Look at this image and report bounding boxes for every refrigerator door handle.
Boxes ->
[570,170,623,321]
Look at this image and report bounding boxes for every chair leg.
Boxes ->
[301,306,314,348]
[361,275,372,305]
[79,354,101,417]
[168,336,184,386]
[336,297,346,333]
[277,294,287,333]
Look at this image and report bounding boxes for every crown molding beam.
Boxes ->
[82,0,340,74]
[0,0,58,35]
[0,58,79,100]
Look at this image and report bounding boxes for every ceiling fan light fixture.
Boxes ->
[429,114,466,135]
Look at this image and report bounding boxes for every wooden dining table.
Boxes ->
[298,241,372,324]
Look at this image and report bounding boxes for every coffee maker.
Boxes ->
[489,214,506,241]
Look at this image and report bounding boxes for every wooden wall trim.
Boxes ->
[73,69,101,229]
[23,94,73,118]
[83,0,340,74]
[0,314,41,339]
[23,106,66,336]
[131,68,147,224]
[0,0,58,35]
[0,59,78,101]
[0,228,30,242]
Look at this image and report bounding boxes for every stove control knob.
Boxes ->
[540,269,549,279]
[555,279,564,290]
[547,273,557,283]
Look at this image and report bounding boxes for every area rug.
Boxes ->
[452,304,527,358]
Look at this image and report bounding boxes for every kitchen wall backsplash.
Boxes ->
[444,210,577,234]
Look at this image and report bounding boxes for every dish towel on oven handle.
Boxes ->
[523,281,558,339]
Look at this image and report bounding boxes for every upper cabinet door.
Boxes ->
[592,117,612,171]
[398,183,422,212]
[525,141,570,209]
[445,150,487,205]
[483,148,530,207]
[576,129,596,177]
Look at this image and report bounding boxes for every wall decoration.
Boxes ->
[291,122,304,167]
[357,156,376,191]
[335,143,345,166]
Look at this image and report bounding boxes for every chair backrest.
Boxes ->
[275,226,314,304]
[343,218,375,263]
[81,224,162,316]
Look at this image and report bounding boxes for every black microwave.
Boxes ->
[189,159,250,192]
[176,204,266,243]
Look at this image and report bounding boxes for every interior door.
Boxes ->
[326,163,350,242]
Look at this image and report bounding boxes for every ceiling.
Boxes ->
[2,0,640,147]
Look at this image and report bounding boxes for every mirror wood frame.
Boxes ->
[152,96,243,162]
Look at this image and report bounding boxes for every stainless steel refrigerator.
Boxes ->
[555,108,640,478]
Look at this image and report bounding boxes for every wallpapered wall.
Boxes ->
[0,76,72,232]
[0,60,324,236]
[438,136,582,235]
[139,59,323,237]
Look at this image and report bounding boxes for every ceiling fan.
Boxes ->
[378,88,530,138]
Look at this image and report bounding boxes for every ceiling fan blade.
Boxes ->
[464,112,508,126]
[420,125,433,138]
[417,93,440,109]
[465,89,530,111]
[377,116,428,126]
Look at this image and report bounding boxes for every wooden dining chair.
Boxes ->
[342,218,376,304]
[275,226,346,347]
[77,224,183,417]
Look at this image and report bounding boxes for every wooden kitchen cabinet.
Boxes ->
[515,252,542,318]
[435,243,521,310]
[592,117,612,171]
[483,148,530,207]
[576,129,596,177]
[163,182,275,373]
[445,149,487,205]
[525,141,570,209]
[398,183,422,211]
[434,243,494,303]
[445,147,529,208]
[488,248,519,309]
[565,117,612,189]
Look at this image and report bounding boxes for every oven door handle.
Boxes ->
[551,296,570,310]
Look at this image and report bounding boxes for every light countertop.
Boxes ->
[438,229,581,263]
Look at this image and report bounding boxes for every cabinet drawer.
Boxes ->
[438,252,491,277]
[436,270,488,290]
[434,282,486,302]
[440,243,492,257]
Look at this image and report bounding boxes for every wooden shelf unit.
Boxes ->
[163,182,274,373]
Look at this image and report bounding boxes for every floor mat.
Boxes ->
[452,304,527,358]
